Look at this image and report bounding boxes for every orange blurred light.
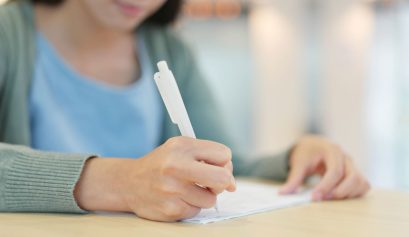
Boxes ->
[215,0,242,19]
[183,0,243,20]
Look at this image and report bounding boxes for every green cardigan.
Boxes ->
[0,1,289,213]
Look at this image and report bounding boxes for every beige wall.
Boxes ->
[249,1,307,156]
[249,0,375,179]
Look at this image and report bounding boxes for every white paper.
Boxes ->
[182,181,312,224]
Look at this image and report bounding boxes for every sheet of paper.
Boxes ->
[182,181,312,224]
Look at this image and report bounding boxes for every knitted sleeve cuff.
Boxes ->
[0,145,95,213]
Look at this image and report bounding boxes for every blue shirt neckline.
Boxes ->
[35,32,151,96]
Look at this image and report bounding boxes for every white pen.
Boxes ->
[153,61,219,213]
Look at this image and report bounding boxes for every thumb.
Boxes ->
[279,164,307,195]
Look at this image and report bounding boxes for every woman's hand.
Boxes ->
[279,135,370,201]
[74,137,236,222]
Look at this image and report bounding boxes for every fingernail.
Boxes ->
[325,193,333,200]
[313,191,323,202]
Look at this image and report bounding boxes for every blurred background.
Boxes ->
[1,0,407,190]
[177,0,409,190]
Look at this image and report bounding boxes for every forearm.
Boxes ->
[0,142,139,214]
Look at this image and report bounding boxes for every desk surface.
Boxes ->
[1,182,409,237]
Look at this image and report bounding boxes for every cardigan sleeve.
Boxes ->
[167,30,290,181]
[0,19,6,90]
[0,143,95,213]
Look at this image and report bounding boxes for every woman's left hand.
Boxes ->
[279,135,370,201]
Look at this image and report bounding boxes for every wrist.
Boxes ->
[74,157,135,212]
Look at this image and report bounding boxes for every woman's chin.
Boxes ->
[102,18,143,32]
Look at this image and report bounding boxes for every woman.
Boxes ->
[0,0,370,222]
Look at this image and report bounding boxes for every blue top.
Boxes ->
[29,33,164,158]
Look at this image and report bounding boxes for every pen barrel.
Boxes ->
[154,61,196,138]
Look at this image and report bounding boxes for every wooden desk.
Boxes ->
[1,182,409,237]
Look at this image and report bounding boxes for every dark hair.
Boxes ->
[29,0,183,26]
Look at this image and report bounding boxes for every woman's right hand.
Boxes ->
[74,137,236,222]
